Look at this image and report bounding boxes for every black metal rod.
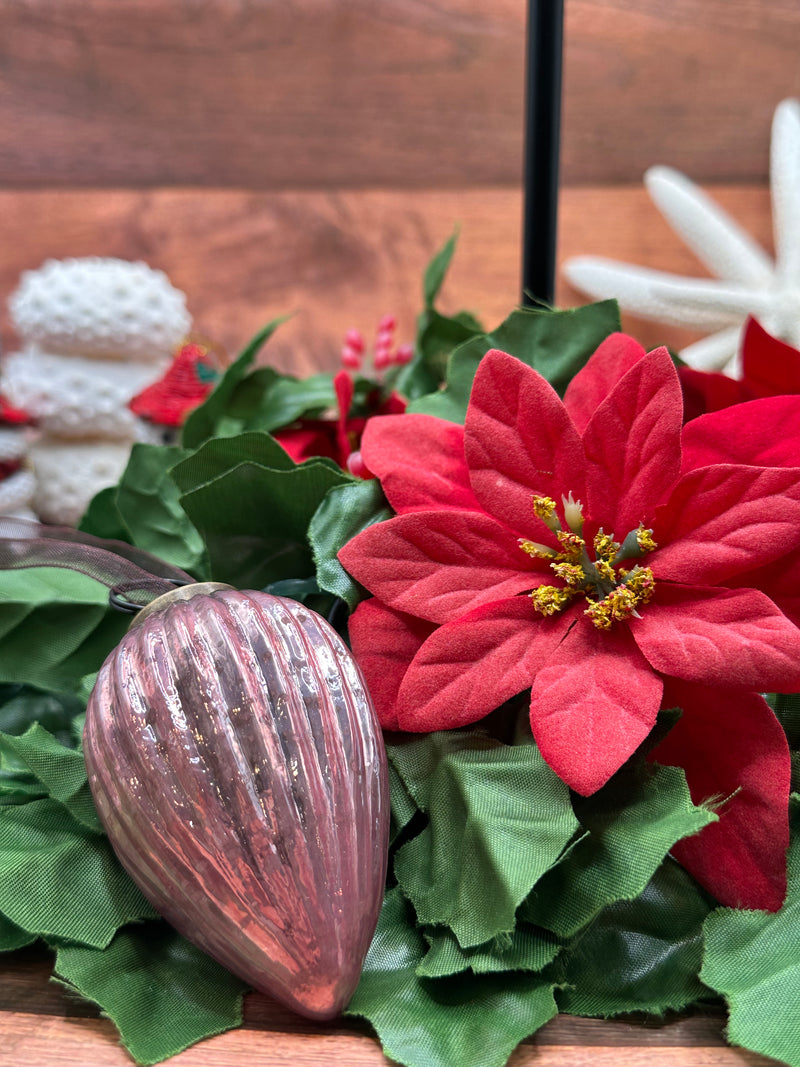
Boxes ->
[521,0,564,307]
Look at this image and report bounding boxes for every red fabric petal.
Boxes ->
[273,425,338,464]
[360,414,480,515]
[563,332,648,433]
[464,350,587,537]
[529,618,662,795]
[582,347,683,536]
[724,552,800,627]
[333,369,356,461]
[631,583,800,692]
[654,464,800,585]
[338,509,542,624]
[651,679,790,911]
[741,316,800,399]
[347,599,436,730]
[395,597,569,732]
[679,366,751,422]
[681,395,800,472]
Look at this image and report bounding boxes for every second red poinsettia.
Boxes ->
[339,335,800,911]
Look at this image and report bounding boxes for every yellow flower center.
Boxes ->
[519,494,657,629]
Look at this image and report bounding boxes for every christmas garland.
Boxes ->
[1,235,800,1067]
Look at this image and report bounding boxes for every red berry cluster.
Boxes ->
[340,315,413,375]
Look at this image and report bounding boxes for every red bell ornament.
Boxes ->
[84,584,389,1020]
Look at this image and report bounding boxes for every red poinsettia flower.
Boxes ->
[275,370,405,472]
[681,316,800,420]
[339,335,800,910]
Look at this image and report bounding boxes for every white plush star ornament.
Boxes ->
[564,98,800,376]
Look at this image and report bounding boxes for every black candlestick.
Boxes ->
[522,0,564,307]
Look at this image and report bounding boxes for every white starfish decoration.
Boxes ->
[563,98,800,376]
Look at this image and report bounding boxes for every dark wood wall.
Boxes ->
[0,0,796,371]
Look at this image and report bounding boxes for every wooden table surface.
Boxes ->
[0,945,776,1067]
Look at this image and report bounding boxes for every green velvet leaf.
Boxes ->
[78,486,132,542]
[408,300,621,423]
[53,921,248,1066]
[114,444,207,576]
[309,478,392,609]
[700,800,800,1066]
[418,924,561,979]
[179,460,351,588]
[346,888,559,1067]
[182,316,287,448]
[558,857,715,1016]
[170,431,295,496]
[0,725,101,833]
[0,911,37,951]
[0,798,156,946]
[389,732,579,948]
[0,568,128,694]
[521,763,715,938]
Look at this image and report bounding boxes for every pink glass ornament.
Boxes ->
[84,584,389,1020]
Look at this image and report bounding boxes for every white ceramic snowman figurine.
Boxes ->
[2,258,191,525]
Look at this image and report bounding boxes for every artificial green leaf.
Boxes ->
[115,444,207,576]
[521,763,714,938]
[78,486,132,542]
[0,685,83,747]
[179,460,351,588]
[558,857,715,1017]
[424,229,459,308]
[54,922,248,1066]
[0,911,37,951]
[309,478,391,610]
[0,725,101,833]
[170,431,295,496]
[227,371,337,433]
[408,300,621,423]
[418,923,561,979]
[0,568,128,694]
[390,732,579,948]
[0,798,156,946]
[346,888,559,1067]
[700,800,800,1067]
[182,316,287,448]
[388,760,419,847]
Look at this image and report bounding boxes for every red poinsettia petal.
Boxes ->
[333,369,356,461]
[654,463,800,585]
[338,509,542,624]
[742,316,800,398]
[348,599,436,730]
[395,597,569,732]
[582,347,683,536]
[680,395,800,472]
[464,349,587,537]
[678,366,751,421]
[529,618,662,795]
[272,424,338,464]
[563,332,648,433]
[360,414,480,514]
[724,552,800,627]
[631,583,800,692]
[651,679,790,911]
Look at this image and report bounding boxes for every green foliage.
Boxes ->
[408,300,621,423]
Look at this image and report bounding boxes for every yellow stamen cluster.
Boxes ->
[583,566,655,630]
[518,539,556,560]
[637,527,657,554]
[531,585,576,616]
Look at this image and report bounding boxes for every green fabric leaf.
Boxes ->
[78,486,132,542]
[0,568,128,694]
[423,230,459,308]
[0,910,37,951]
[418,924,561,979]
[346,887,559,1067]
[0,725,101,833]
[388,760,419,847]
[53,921,248,1066]
[558,857,714,1017]
[114,444,208,576]
[0,798,156,946]
[0,685,83,746]
[226,371,337,434]
[408,301,621,423]
[309,478,392,609]
[179,460,350,588]
[182,316,287,448]
[521,763,715,938]
[390,732,579,948]
[700,800,800,1066]
[170,431,295,496]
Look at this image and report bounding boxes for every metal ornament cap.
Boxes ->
[84,588,389,1020]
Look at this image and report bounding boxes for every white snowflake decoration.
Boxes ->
[563,98,800,376]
